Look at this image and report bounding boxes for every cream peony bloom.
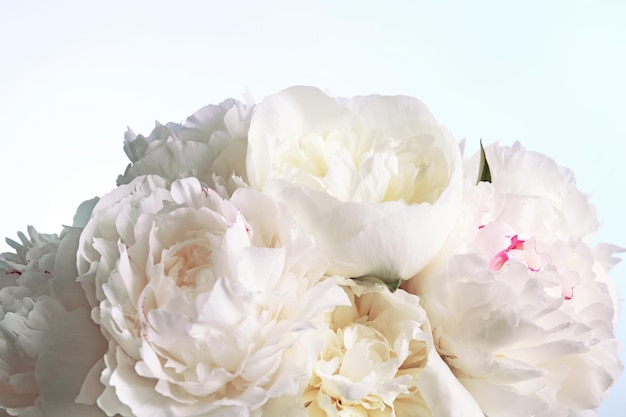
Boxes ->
[304,280,484,417]
[77,175,349,417]
[246,86,463,282]
[0,200,107,417]
[406,142,623,417]
[118,97,253,196]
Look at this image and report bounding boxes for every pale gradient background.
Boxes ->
[1,1,624,414]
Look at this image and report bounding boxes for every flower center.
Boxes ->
[164,237,213,288]
[272,127,451,204]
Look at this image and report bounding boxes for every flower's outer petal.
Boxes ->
[277,180,460,280]
[51,227,89,311]
[345,93,438,128]
[416,347,484,417]
[71,198,99,229]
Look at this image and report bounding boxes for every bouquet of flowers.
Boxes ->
[0,86,622,417]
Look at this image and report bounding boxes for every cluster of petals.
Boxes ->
[117,97,253,196]
[0,87,621,417]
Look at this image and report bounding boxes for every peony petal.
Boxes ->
[51,227,88,311]
[278,184,460,280]
[416,348,484,416]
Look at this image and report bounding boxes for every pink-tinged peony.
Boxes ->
[246,86,463,282]
[405,142,623,417]
[76,175,349,417]
[117,97,253,196]
[0,200,107,417]
[304,279,484,417]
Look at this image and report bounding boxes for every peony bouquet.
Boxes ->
[0,86,622,417]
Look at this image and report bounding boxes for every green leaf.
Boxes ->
[385,279,402,292]
[477,139,492,184]
[353,276,402,293]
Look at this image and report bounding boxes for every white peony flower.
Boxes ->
[118,97,253,196]
[0,199,107,417]
[405,142,623,417]
[77,175,350,417]
[304,279,484,417]
[246,86,463,282]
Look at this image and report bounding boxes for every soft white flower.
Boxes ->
[406,142,623,417]
[304,279,484,417]
[77,175,349,417]
[118,97,253,196]
[0,200,107,417]
[246,86,463,282]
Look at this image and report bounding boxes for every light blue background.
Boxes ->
[1,1,624,414]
